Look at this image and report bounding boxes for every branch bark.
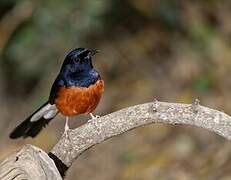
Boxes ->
[1,100,231,179]
[51,100,231,167]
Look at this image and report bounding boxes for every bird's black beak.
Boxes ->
[89,49,100,57]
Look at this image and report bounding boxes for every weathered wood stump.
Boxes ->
[0,145,62,180]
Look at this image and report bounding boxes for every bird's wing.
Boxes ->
[48,74,64,104]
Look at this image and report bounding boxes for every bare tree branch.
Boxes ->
[1,100,231,179]
[51,100,231,168]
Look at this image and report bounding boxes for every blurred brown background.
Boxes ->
[1,0,231,179]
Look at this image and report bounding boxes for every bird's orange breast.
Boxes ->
[55,80,104,116]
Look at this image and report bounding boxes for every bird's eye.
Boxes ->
[74,58,81,63]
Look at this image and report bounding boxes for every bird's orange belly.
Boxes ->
[55,80,104,116]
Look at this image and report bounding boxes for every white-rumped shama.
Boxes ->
[10,48,104,139]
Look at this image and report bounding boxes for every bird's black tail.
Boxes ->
[10,101,58,139]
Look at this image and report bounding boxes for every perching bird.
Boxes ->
[10,48,104,139]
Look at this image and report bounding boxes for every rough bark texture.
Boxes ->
[1,100,231,179]
[0,145,62,180]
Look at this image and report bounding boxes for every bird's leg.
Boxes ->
[63,116,71,140]
[88,113,100,122]
[64,116,70,132]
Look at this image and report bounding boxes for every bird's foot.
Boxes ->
[88,113,100,122]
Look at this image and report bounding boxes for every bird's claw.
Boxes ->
[88,113,100,122]
[95,115,100,118]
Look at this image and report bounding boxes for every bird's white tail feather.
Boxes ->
[30,103,58,122]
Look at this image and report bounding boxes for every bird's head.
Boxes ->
[62,48,99,72]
